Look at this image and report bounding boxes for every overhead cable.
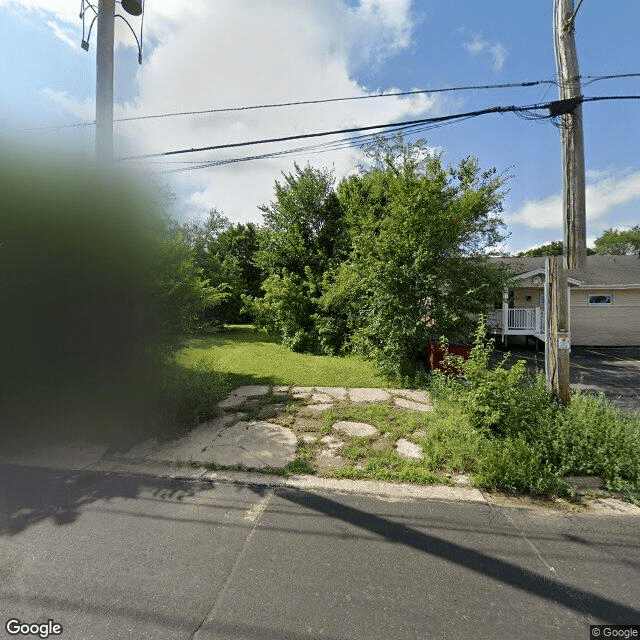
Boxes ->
[119,94,639,162]
[20,72,640,132]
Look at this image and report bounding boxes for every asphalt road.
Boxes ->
[0,464,638,640]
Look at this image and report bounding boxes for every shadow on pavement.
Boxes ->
[2,463,638,629]
[276,488,640,624]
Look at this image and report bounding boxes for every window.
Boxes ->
[587,294,613,305]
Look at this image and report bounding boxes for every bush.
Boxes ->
[550,392,640,491]
[428,320,640,495]
[474,434,565,496]
[433,323,556,439]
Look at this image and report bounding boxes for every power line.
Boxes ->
[119,94,638,162]
[119,103,545,160]
[20,72,640,132]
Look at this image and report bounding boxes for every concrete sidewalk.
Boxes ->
[1,385,637,513]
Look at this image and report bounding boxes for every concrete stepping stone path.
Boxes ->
[348,388,390,403]
[218,385,270,409]
[395,438,423,459]
[394,397,433,412]
[333,421,379,437]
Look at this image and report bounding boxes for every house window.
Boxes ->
[587,294,613,305]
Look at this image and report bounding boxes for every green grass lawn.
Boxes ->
[177,325,391,388]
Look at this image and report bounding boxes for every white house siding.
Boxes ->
[570,288,640,346]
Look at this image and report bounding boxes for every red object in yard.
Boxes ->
[426,342,470,374]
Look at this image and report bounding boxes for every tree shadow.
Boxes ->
[0,463,269,536]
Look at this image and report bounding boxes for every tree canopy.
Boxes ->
[594,226,640,255]
[247,136,512,378]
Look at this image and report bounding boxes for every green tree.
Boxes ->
[518,241,564,257]
[594,226,640,255]
[181,209,245,325]
[517,241,595,257]
[248,163,349,351]
[217,222,263,305]
[333,135,511,378]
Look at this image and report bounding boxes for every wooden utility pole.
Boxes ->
[545,256,571,405]
[553,0,587,270]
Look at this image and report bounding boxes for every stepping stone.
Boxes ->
[393,389,431,404]
[395,438,423,459]
[412,429,427,439]
[300,403,334,414]
[291,386,314,398]
[333,421,379,437]
[315,449,347,471]
[300,434,318,444]
[309,392,333,404]
[272,385,289,395]
[315,387,348,400]
[320,435,344,450]
[394,397,433,412]
[348,388,390,403]
[218,385,270,409]
[454,474,471,486]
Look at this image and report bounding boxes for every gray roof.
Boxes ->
[491,254,640,286]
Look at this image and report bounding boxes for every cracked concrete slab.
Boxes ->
[200,420,297,468]
[217,385,270,408]
[394,397,433,412]
[315,386,348,400]
[348,388,390,403]
[309,392,334,404]
[291,386,313,396]
[147,414,242,463]
[392,389,431,404]
[333,421,379,437]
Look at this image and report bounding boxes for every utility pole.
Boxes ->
[554,0,587,270]
[95,0,115,163]
[545,256,571,405]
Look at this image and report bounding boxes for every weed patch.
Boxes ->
[427,321,640,496]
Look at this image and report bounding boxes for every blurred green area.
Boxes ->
[0,147,199,446]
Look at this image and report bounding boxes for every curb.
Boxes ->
[84,456,487,503]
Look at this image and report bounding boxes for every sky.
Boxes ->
[1,0,639,253]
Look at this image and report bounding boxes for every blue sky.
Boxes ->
[2,0,639,253]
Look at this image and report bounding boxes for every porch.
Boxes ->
[488,307,546,342]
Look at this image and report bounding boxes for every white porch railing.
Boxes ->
[490,307,545,337]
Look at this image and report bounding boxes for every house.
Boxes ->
[488,254,640,347]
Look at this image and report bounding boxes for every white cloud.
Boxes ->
[10,0,447,223]
[46,19,77,49]
[509,169,640,230]
[463,33,507,72]
[117,1,444,222]
[41,88,94,121]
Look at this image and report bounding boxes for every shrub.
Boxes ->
[474,434,565,496]
[550,392,640,491]
[433,322,556,440]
